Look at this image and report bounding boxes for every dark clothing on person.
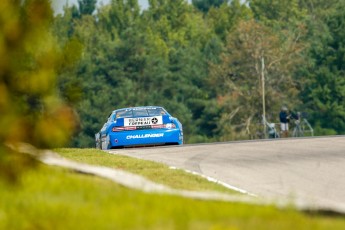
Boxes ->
[279,111,289,123]
[290,112,299,120]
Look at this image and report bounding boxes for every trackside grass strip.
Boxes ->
[1,164,345,230]
[55,148,240,195]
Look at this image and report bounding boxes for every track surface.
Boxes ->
[109,136,345,212]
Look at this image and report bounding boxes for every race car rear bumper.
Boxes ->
[108,128,183,148]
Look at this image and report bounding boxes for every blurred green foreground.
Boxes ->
[1,149,345,230]
[0,0,77,182]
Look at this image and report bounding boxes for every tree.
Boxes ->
[249,0,308,30]
[206,0,251,41]
[297,0,345,134]
[78,0,97,15]
[104,0,140,34]
[56,0,223,146]
[209,19,305,140]
[192,0,228,13]
[0,0,77,182]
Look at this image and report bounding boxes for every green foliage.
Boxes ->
[0,0,77,182]
[296,1,345,135]
[206,0,252,41]
[52,0,345,147]
[192,0,228,13]
[54,0,219,146]
[209,19,305,139]
[249,0,308,30]
[78,0,97,15]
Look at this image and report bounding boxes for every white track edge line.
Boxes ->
[169,166,257,197]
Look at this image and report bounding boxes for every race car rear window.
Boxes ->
[115,107,167,119]
[133,109,149,117]
[115,110,133,118]
[147,108,166,116]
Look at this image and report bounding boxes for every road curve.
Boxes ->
[108,136,345,213]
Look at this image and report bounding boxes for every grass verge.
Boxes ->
[1,163,345,230]
[55,148,239,195]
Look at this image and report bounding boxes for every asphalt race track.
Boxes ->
[108,136,345,213]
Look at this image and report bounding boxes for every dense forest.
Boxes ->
[53,0,345,147]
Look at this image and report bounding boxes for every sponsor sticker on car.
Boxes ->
[124,116,163,126]
[126,133,164,139]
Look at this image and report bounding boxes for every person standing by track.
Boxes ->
[279,106,290,138]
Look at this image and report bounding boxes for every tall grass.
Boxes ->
[1,164,345,230]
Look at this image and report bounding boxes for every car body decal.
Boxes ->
[124,116,163,127]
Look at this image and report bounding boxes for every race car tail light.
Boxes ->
[165,123,176,129]
[151,123,176,129]
[112,126,137,132]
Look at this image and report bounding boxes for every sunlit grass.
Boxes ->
[55,148,239,195]
[1,164,345,230]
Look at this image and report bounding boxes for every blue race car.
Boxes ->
[95,106,183,149]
